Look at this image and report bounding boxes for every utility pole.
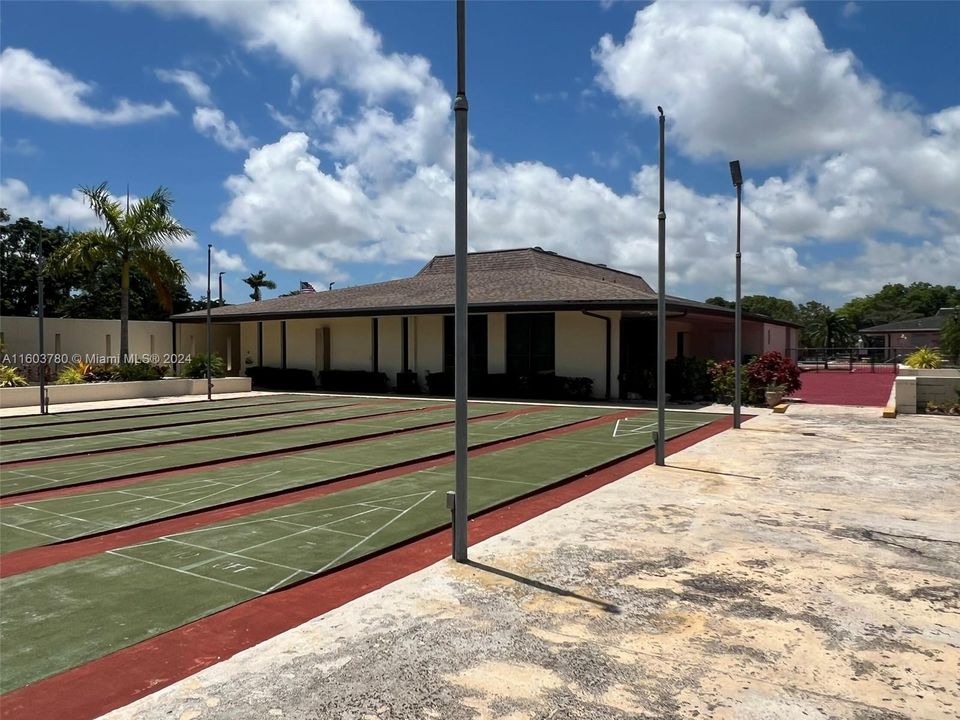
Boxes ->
[37,221,48,415]
[206,244,212,401]
[451,0,470,562]
[655,107,666,466]
[730,161,743,429]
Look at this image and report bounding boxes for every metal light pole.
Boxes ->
[655,107,666,466]
[451,0,470,562]
[218,271,225,306]
[729,161,743,429]
[206,244,213,401]
[37,221,48,415]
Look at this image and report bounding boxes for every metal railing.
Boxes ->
[785,347,935,373]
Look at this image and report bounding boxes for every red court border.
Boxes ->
[0,415,737,720]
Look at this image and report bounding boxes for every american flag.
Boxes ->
[299,281,317,293]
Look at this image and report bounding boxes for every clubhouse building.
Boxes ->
[171,248,800,400]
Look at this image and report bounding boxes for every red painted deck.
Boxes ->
[791,369,895,407]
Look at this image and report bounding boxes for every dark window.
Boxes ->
[444,315,488,376]
[372,318,379,372]
[506,313,555,377]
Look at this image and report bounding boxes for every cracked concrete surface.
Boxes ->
[101,405,960,720]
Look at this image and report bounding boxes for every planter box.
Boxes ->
[897,366,960,377]
[0,376,252,409]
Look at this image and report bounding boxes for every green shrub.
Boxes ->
[85,364,118,382]
[666,356,711,401]
[904,347,942,369]
[707,360,741,403]
[316,369,384,392]
[56,365,88,385]
[709,352,801,406]
[0,365,28,387]
[182,354,227,379]
[114,362,165,382]
[249,366,317,390]
[940,312,960,365]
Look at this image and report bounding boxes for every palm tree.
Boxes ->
[54,183,190,362]
[807,311,854,349]
[244,270,276,301]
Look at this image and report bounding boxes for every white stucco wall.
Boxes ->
[556,311,614,398]
[413,315,443,377]
[1,316,172,362]
[763,323,788,354]
[175,324,241,374]
[378,316,404,380]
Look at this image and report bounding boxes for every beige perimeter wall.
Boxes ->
[2,316,172,375]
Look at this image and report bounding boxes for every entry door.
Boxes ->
[619,317,657,399]
[444,315,488,377]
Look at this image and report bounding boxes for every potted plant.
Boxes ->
[764,383,786,408]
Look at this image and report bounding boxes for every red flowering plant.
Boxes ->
[746,352,802,397]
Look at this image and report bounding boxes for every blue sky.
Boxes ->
[1,0,957,307]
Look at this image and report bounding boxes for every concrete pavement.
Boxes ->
[100,405,960,720]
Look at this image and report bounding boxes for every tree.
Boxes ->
[52,184,191,361]
[58,262,196,320]
[740,295,800,323]
[807,310,854,349]
[244,270,276,301]
[839,282,960,329]
[0,211,81,316]
[940,309,960,365]
[705,296,735,309]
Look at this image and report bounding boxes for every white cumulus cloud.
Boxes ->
[192,107,255,151]
[0,47,175,125]
[155,68,213,105]
[142,0,957,306]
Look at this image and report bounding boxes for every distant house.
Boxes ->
[171,248,799,400]
[860,307,959,351]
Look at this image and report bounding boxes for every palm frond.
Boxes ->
[49,230,114,275]
[79,183,124,238]
[133,245,188,312]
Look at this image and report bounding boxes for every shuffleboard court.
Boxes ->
[0,403,511,496]
[0,410,721,694]
[0,407,606,553]
[0,394,314,430]
[0,396,363,444]
[0,399,434,463]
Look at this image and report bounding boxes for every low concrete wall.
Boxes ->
[893,368,960,413]
[0,377,252,409]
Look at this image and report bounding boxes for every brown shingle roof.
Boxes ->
[173,248,657,321]
[173,247,800,327]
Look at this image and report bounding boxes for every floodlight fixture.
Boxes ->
[730,160,743,187]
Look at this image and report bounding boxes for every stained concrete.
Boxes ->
[100,405,959,720]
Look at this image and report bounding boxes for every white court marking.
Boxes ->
[105,490,438,595]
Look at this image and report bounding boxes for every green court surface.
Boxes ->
[0,407,606,553]
[0,396,358,444]
[0,398,433,463]
[0,410,720,693]
[0,394,314,429]
[0,403,509,495]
